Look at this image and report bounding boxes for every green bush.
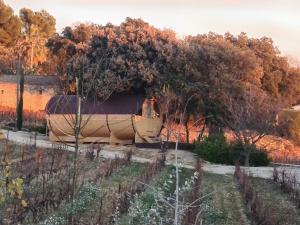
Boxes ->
[193,136,270,166]
[229,142,270,166]
[193,135,230,164]
[25,124,47,134]
[39,183,100,225]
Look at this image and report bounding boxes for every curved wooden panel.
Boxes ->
[133,115,163,138]
[47,113,163,143]
[107,114,135,139]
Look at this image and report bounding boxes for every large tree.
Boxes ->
[0,45,16,74]
[223,85,278,166]
[185,33,263,135]
[0,0,21,47]
[0,1,21,74]
[49,19,295,144]
[20,8,56,38]
[19,8,56,71]
[46,23,99,78]
[224,32,298,102]
[280,67,300,105]
[49,18,180,97]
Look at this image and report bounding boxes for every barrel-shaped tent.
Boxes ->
[45,94,163,144]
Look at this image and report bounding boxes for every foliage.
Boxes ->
[280,67,300,105]
[46,20,295,144]
[193,135,230,164]
[38,216,66,225]
[273,168,300,208]
[123,166,198,225]
[234,165,275,225]
[0,45,16,74]
[0,2,56,75]
[230,142,270,166]
[48,18,179,97]
[0,162,27,207]
[278,109,300,144]
[1,2,298,146]
[26,124,47,134]
[65,183,100,216]
[194,136,270,166]
[0,1,22,47]
[236,166,300,225]
[46,23,99,80]
[19,8,56,72]
[201,172,250,225]
[36,158,141,225]
[87,161,165,225]
[19,8,56,39]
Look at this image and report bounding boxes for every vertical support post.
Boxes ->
[72,77,82,199]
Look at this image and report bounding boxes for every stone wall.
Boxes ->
[0,75,60,113]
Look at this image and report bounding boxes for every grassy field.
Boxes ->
[201,173,250,225]
[0,140,32,161]
[249,177,300,225]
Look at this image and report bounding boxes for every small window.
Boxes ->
[1,90,3,94]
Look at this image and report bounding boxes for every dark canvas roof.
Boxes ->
[0,74,60,86]
[45,94,145,115]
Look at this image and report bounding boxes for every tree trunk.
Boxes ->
[197,118,206,141]
[174,120,180,225]
[208,122,223,137]
[30,41,34,69]
[72,78,81,200]
[184,115,190,143]
[244,145,251,167]
[16,64,24,131]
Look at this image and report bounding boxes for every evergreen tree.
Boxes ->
[0,0,21,47]
[16,65,24,130]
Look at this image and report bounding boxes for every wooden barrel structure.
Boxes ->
[45,94,163,144]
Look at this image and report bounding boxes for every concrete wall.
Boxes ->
[0,82,57,112]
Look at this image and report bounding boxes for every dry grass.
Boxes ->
[249,177,300,225]
[201,173,250,225]
[225,131,300,164]
[257,135,300,163]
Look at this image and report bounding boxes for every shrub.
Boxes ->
[229,142,270,166]
[40,183,100,225]
[193,135,230,164]
[38,216,66,225]
[193,136,270,166]
[26,125,47,134]
[66,183,100,216]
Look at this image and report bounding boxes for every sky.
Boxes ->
[5,0,300,61]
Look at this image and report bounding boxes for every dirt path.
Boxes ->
[2,129,300,180]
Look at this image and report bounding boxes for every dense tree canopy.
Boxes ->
[45,18,300,128]
[47,20,300,103]
[0,0,299,140]
[47,18,180,96]
[0,3,56,74]
[19,8,56,72]
[20,8,56,39]
[46,23,98,77]
[0,0,21,47]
